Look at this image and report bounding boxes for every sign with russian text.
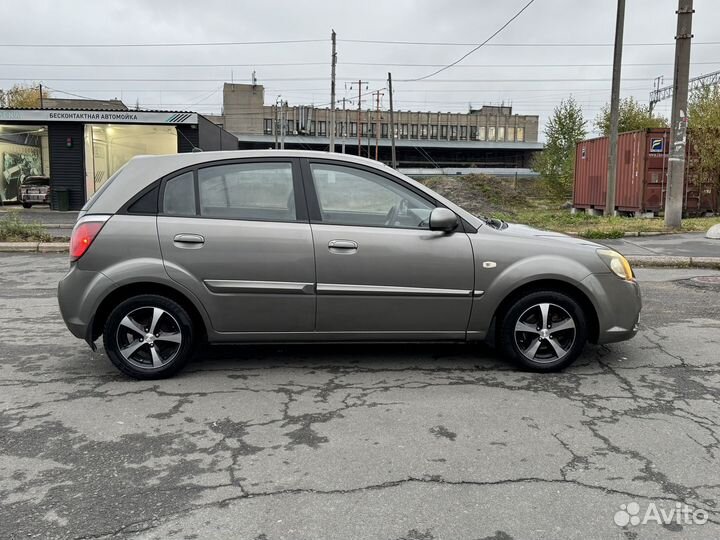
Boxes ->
[0,109,197,125]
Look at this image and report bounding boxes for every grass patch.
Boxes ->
[419,174,534,218]
[0,212,52,242]
[578,229,626,239]
[506,210,720,236]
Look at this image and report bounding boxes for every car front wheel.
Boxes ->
[22,202,32,208]
[103,294,195,379]
[498,290,588,371]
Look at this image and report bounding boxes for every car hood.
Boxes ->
[495,222,605,250]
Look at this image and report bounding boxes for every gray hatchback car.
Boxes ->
[58,150,641,379]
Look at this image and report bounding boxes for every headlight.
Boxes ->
[597,249,634,280]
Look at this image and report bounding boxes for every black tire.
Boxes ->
[498,290,588,372]
[22,202,32,209]
[103,294,195,379]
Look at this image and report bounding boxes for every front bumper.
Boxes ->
[20,191,50,203]
[581,273,642,344]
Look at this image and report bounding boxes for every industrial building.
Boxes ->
[0,84,542,211]
[212,83,542,169]
[0,106,237,210]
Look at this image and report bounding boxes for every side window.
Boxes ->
[128,184,159,214]
[163,172,196,216]
[198,162,296,221]
[310,164,435,229]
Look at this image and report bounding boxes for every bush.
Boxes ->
[0,212,51,242]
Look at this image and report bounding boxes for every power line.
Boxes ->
[347,61,720,68]
[39,85,650,97]
[1,61,718,69]
[404,0,536,82]
[0,62,328,68]
[4,77,662,83]
[188,88,220,105]
[4,37,720,49]
[0,39,327,48]
[42,85,98,101]
[339,39,720,47]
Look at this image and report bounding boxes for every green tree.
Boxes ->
[689,84,720,191]
[594,97,667,135]
[0,83,50,108]
[533,96,587,198]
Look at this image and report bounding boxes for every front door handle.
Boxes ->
[328,239,358,253]
[174,233,205,245]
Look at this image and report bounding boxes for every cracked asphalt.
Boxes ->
[1,254,719,539]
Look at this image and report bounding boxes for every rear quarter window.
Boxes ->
[127,184,159,214]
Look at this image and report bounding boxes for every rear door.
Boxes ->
[303,159,475,339]
[157,158,316,334]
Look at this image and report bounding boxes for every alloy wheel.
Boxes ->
[513,302,576,364]
[115,306,182,370]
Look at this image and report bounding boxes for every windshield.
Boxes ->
[22,177,50,186]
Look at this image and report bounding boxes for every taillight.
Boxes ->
[70,221,106,262]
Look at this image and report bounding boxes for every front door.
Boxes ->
[304,160,474,339]
[157,158,315,334]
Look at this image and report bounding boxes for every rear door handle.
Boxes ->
[174,233,205,245]
[328,239,358,253]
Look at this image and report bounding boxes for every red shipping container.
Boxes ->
[573,128,717,215]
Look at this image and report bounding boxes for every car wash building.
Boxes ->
[0,107,238,210]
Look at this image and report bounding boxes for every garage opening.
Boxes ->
[84,124,177,197]
[0,124,49,203]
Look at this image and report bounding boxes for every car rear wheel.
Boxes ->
[22,202,32,208]
[103,294,195,379]
[498,290,587,371]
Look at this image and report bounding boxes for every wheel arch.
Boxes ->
[90,281,209,344]
[491,279,600,344]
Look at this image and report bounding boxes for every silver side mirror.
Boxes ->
[429,207,459,232]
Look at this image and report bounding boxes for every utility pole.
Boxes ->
[665,0,694,229]
[357,81,363,156]
[353,80,367,156]
[273,104,278,149]
[341,99,347,154]
[388,73,397,168]
[373,90,384,160]
[367,108,372,158]
[275,96,283,149]
[39,84,44,109]
[329,30,337,153]
[605,0,625,217]
[280,101,287,150]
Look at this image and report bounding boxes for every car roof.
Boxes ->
[142,149,395,169]
[83,150,483,229]
[85,151,395,213]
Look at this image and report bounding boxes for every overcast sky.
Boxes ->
[2,0,719,138]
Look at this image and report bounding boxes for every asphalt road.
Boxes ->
[1,254,719,539]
